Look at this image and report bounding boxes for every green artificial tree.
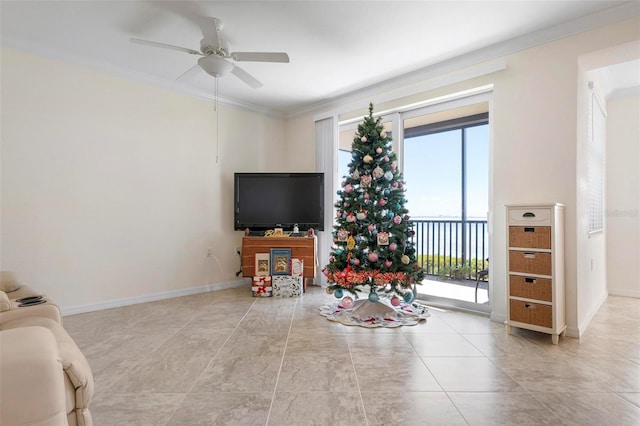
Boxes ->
[322,103,424,309]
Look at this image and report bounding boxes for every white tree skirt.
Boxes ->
[319,297,430,328]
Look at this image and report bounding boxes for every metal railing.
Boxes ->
[411,219,488,280]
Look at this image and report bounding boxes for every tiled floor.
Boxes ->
[63,286,640,426]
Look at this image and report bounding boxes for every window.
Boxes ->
[588,81,606,234]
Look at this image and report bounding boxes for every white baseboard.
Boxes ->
[60,279,248,316]
[608,287,640,298]
[571,289,609,338]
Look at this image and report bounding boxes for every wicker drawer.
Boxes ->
[508,207,551,226]
[509,275,552,302]
[509,226,551,249]
[509,251,551,275]
[510,299,552,328]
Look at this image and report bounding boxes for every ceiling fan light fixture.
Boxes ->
[198,55,234,77]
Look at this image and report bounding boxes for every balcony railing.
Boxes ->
[411,219,488,281]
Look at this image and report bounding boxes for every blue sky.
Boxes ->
[339,124,489,220]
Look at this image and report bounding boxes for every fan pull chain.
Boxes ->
[215,77,219,163]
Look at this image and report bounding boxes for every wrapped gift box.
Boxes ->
[272,276,302,297]
[252,276,272,297]
[290,258,304,278]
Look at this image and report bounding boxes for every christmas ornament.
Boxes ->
[393,215,402,224]
[368,292,379,302]
[391,162,397,170]
[384,171,393,181]
[337,229,349,241]
[336,249,343,255]
[361,175,372,188]
[403,291,414,303]
[352,170,360,179]
[334,288,344,299]
[401,255,410,264]
[347,236,356,250]
[380,130,387,138]
[329,256,335,262]
[390,295,401,306]
[325,286,333,294]
[356,211,367,221]
[364,192,370,200]
[361,136,367,143]
[379,199,387,207]
[389,243,397,251]
[363,154,373,164]
[376,147,383,154]
[344,184,353,193]
[384,155,390,162]
[368,224,375,232]
[384,260,392,268]
[346,213,356,222]
[372,166,384,179]
[368,252,379,262]
[353,258,360,265]
[392,182,399,188]
[342,296,354,308]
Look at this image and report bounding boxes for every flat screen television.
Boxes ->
[234,172,325,232]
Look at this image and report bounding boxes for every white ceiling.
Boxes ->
[1,1,638,116]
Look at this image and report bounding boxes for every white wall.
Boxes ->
[606,94,640,297]
[1,48,287,313]
[286,17,640,336]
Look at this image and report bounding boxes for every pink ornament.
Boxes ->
[336,211,342,218]
[344,184,353,193]
[353,258,360,265]
[361,136,367,143]
[343,202,349,207]
[391,296,401,306]
[368,224,375,232]
[329,257,335,262]
[342,296,354,308]
[364,192,370,200]
[368,252,379,263]
[392,182,399,188]
[393,215,402,224]
[379,199,387,207]
[333,237,338,243]
[376,147,383,154]
[391,163,396,170]
[384,156,390,162]
[384,260,392,268]
[389,243,397,251]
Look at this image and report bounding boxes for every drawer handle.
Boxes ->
[524,303,535,309]
[524,227,535,233]
[523,212,536,218]
[523,252,536,259]
[525,277,537,284]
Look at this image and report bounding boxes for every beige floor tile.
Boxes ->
[90,392,185,426]
[423,357,522,392]
[193,355,282,393]
[533,391,640,426]
[268,391,367,426]
[276,354,358,392]
[361,391,466,425]
[354,356,442,391]
[405,333,485,357]
[448,392,564,425]
[63,286,638,425]
[167,392,271,426]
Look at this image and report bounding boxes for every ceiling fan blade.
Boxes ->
[176,63,202,81]
[231,65,263,89]
[130,38,201,56]
[196,17,221,47]
[231,52,290,63]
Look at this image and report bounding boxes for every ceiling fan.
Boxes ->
[130,17,289,88]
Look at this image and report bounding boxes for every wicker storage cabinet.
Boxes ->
[506,203,566,344]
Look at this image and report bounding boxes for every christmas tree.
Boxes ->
[323,103,424,308]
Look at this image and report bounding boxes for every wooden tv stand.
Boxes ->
[241,236,317,290]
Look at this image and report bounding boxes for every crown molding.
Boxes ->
[287,1,640,119]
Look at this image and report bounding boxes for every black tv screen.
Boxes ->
[234,172,325,231]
